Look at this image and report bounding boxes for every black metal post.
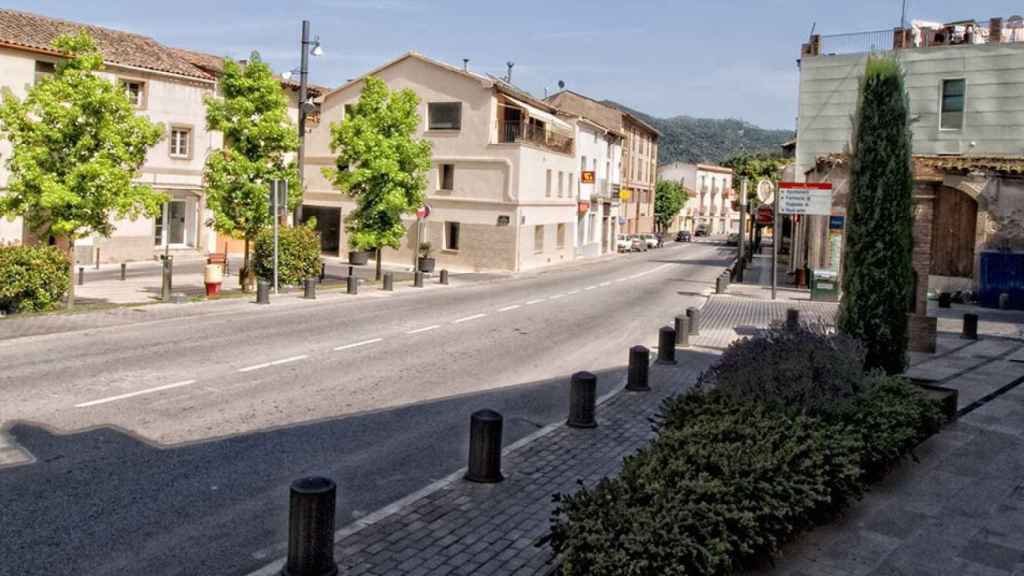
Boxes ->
[567,371,597,429]
[674,315,690,348]
[319,261,325,283]
[383,272,394,291]
[161,256,173,303]
[347,265,354,278]
[257,279,270,304]
[686,307,701,335]
[999,292,1010,310]
[938,292,951,308]
[414,271,424,288]
[281,476,338,576]
[440,269,449,285]
[465,410,503,483]
[304,278,316,300]
[737,180,746,282]
[785,308,800,331]
[626,345,650,391]
[657,327,676,365]
[715,276,725,294]
[120,262,127,281]
[294,19,311,225]
[78,266,84,286]
[347,275,358,295]
[962,313,979,340]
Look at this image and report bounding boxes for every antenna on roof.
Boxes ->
[505,61,514,83]
[558,80,565,90]
[463,58,469,72]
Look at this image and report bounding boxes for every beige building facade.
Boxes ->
[657,162,736,235]
[302,52,579,272]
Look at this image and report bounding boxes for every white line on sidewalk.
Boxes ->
[525,299,545,305]
[334,338,383,352]
[453,313,487,324]
[406,325,440,335]
[498,305,520,312]
[75,380,197,408]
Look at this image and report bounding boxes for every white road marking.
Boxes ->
[76,380,197,408]
[584,286,597,291]
[498,305,521,312]
[567,290,580,295]
[453,313,487,324]
[239,355,309,372]
[406,325,440,335]
[526,299,545,305]
[549,294,565,300]
[599,282,611,287]
[334,338,383,351]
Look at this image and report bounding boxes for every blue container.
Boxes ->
[978,251,1024,309]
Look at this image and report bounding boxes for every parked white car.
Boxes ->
[641,234,659,249]
[616,234,633,253]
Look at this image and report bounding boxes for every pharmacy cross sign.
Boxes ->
[778,182,833,216]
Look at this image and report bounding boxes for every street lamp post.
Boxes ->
[288,20,322,225]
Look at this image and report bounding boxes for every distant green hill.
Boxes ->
[603,101,794,165]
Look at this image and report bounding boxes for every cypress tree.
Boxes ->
[837,56,914,375]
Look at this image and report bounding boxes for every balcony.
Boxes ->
[498,120,574,155]
[803,16,1024,57]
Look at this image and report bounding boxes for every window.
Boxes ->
[557,223,566,248]
[534,225,544,252]
[154,210,163,246]
[558,171,564,198]
[439,164,454,191]
[581,155,587,172]
[169,127,191,158]
[121,79,146,108]
[940,79,965,130]
[546,169,552,198]
[444,221,460,251]
[428,102,462,130]
[569,173,574,198]
[34,61,55,84]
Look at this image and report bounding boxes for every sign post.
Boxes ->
[737,179,747,283]
[270,180,289,294]
[775,182,834,299]
[772,181,779,301]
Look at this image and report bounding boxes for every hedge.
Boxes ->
[0,244,70,314]
[550,326,945,576]
[253,224,321,286]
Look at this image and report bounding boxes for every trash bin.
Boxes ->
[810,269,839,302]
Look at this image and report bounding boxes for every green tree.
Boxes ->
[722,152,787,205]
[837,56,914,375]
[654,180,686,233]
[204,52,299,291]
[0,32,164,306]
[324,76,432,280]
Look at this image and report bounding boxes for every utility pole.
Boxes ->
[295,20,311,225]
[737,179,747,283]
[771,181,779,301]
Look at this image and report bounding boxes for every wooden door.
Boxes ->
[930,187,977,278]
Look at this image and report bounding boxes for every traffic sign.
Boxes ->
[756,204,774,225]
[778,182,833,216]
[416,204,432,219]
[756,179,774,204]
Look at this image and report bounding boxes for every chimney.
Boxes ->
[506,61,514,83]
[463,58,469,71]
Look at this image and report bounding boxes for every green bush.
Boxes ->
[0,243,70,313]
[700,322,866,416]
[253,224,321,286]
[550,384,942,575]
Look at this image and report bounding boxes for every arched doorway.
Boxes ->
[930,186,978,278]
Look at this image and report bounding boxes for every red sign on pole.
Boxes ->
[416,204,432,219]
[756,204,774,225]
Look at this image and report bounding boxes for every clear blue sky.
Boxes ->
[14,1,1020,129]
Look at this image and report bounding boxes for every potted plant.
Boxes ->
[418,242,436,273]
[348,246,369,266]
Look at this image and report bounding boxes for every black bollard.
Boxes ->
[999,292,1010,310]
[347,275,358,295]
[78,266,84,286]
[785,308,800,332]
[120,262,127,281]
[938,292,951,309]
[319,261,325,283]
[626,345,650,391]
[440,269,449,285]
[962,313,979,340]
[257,279,270,304]
[657,326,677,365]
[567,371,598,429]
[686,307,701,335]
[383,272,394,292]
[465,410,504,483]
[304,278,316,300]
[674,315,690,348]
[282,476,338,576]
[347,265,354,279]
[715,276,725,294]
[414,271,424,288]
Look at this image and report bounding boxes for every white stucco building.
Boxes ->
[657,162,736,235]
[562,116,623,257]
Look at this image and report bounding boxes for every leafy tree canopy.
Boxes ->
[324,75,432,252]
[0,32,165,241]
[722,152,788,203]
[654,179,686,230]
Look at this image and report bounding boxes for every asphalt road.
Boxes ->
[0,241,734,576]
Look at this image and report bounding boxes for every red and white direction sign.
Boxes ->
[416,204,432,219]
[778,182,833,216]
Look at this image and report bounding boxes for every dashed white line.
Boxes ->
[406,325,440,335]
[498,305,521,312]
[526,299,545,305]
[334,338,383,351]
[239,355,309,372]
[76,380,197,408]
[549,294,565,300]
[567,290,580,295]
[453,313,487,324]
[599,282,612,287]
[584,286,597,291]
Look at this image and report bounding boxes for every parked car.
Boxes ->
[629,235,646,252]
[641,234,659,249]
[675,230,692,242]
[694,227,707,237]
[615,234,633,253]
[726,233,740,246]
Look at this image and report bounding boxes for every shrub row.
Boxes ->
[549,324,944,576]
[253,224,321,286]
[0,243,70,314]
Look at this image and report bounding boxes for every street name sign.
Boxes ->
[778,182,833,216]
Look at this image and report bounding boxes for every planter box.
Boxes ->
[348,251,369,266]
[913,380,959,423]
[418,257,436,273]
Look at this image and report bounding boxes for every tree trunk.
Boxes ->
[241,237,252,292]
[66,238,75,308]
[375,247,382,281]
